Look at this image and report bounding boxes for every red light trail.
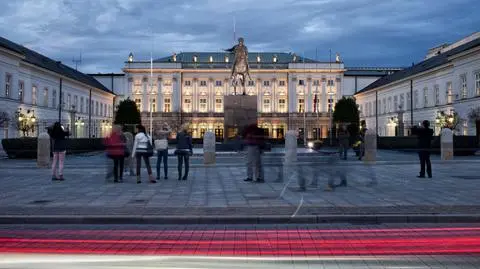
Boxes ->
[0,227,479,256]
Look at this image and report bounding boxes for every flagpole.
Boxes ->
[149,31,154,137]
[303,52,307,147]
[329,49,333,146]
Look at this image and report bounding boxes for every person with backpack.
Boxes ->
[132,124,156,184]
[104,125,127,183]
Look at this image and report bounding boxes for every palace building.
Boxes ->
[93,52,399,140]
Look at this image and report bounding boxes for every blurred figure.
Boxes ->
[242,124,265,183]
[154,122,171,180]
[324,151,347,191]
[104,125,127,183]
[358,121,367,160]
[48,122,69,181]
[175,124,193,180]
[338,124,350,160]
[412,120,434,178]
[123,130,135,176]
[132,124,156,184]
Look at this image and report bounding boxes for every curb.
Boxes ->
[1,214,480,225]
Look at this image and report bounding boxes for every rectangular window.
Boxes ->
[199,98,207,112]
[475,72,480,96]
[184,80,191,86]
[74,96,78,111]
[263,80,270,87]
[150,98,156,112]
[313,80,320,86]
[298,80,305,86]
[393,96,398,112]
[263,99,271,113]
[18,81,24,102]
[327,79,334,87]
[5,74,11,97]
[400,93,405,110]
[164,98,171,112]
[279,80,286,86]
[382,98,386,113]
[200,80,207,87]
[52,90,57,108]
[461,74,467,98]
[183,98,192,112]
[43,88,48,107]
[215,98,222,112]
[414,90,418,108]
[388,97,392,112]
[135,98,141,111]
[434,85,440,105]
[95,101,99,115]
[215,80,222,87]
[423,87,428,107]
[80,97,84,113]
[163,80,172,86]
[278,99,286,112]
[298,98,305,113]
[248,80,255,86]
[328,98,334,112]
[446,82,453,103]
[32,85,37,105]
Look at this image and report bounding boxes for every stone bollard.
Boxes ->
[363,129,377,163]
[37,132,51,168]
[441,128,453,161]
[203,131,215,165]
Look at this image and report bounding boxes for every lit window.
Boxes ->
[163,80,172,86]
[423,87,428,107]
[461,74,467,98]
[215,98,223,112]
[199,98,207,112]
[150,98,156,112]
[18,81,24,102]
[248,80,255,86]
[135,98,141,111]
[43,88,48,107]
[298,98,305,113]
[476,72,480,96]
[200,80,207,87]
[5,74,11,97]
[164,98,171,112]
[263,99,271,113]
[278,99,286,112]
[298,80,305,86]
[446,82,453,103]
[183,98,192,112]
[279,81,285,86]
[32,86,37,105]
[184,80,191,86]
[434,85,440,105]
[263,80,270,87]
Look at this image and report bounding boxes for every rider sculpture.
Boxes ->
[225,37,251,95]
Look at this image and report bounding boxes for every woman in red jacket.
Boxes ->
[105,125,127,183]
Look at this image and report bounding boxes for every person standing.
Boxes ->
[132,124,156,184]
[175,124,193,181]
[412,120,434,178]
[338,124,350,160]
[358,121,367,161]
[242,124,265,183]
[105,125,127,183]
[48,122,69,181]
[154,123,171,180]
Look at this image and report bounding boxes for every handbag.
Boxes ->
[146,137,154,157]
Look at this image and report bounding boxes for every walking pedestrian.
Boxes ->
[132,124,156,184]
[242,124,265,183]
[358,121,367,160]
[48,122,70,181]
[105,125,127,183]
[154,123,171,180]
[123,130,135,176]
[175,124,193,181]
[412,120,434,178]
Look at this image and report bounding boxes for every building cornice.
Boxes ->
[123,68,345,74]
[0,46,25,60]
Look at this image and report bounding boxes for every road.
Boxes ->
[0,224,479,268]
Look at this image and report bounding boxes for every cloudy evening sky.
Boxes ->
[0,0,479,73]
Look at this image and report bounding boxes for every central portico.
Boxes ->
[121,49,346,140]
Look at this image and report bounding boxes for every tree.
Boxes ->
[114,99,141,131]
[436,111,461,131]
[333,97,360,139]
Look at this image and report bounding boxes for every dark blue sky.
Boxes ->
[0,0,478,73]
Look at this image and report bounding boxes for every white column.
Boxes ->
[193,78,198,112]
[272,78,277,112]
[321,77,327,113]
[157,77,162,112]
[288,76,296,112]
[172,75,181,112]
[142,78,148,112]
[127,77,133,99]
[306,78,312,112]
[336,77,342,101]
[257,79,262,112]
[209,78,214,112]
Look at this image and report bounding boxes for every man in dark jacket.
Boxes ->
[412,120,434,178]
[242,124,265,183]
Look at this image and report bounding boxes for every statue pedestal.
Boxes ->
[223,95,257,140]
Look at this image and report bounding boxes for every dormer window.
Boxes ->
[209,56,213,63]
